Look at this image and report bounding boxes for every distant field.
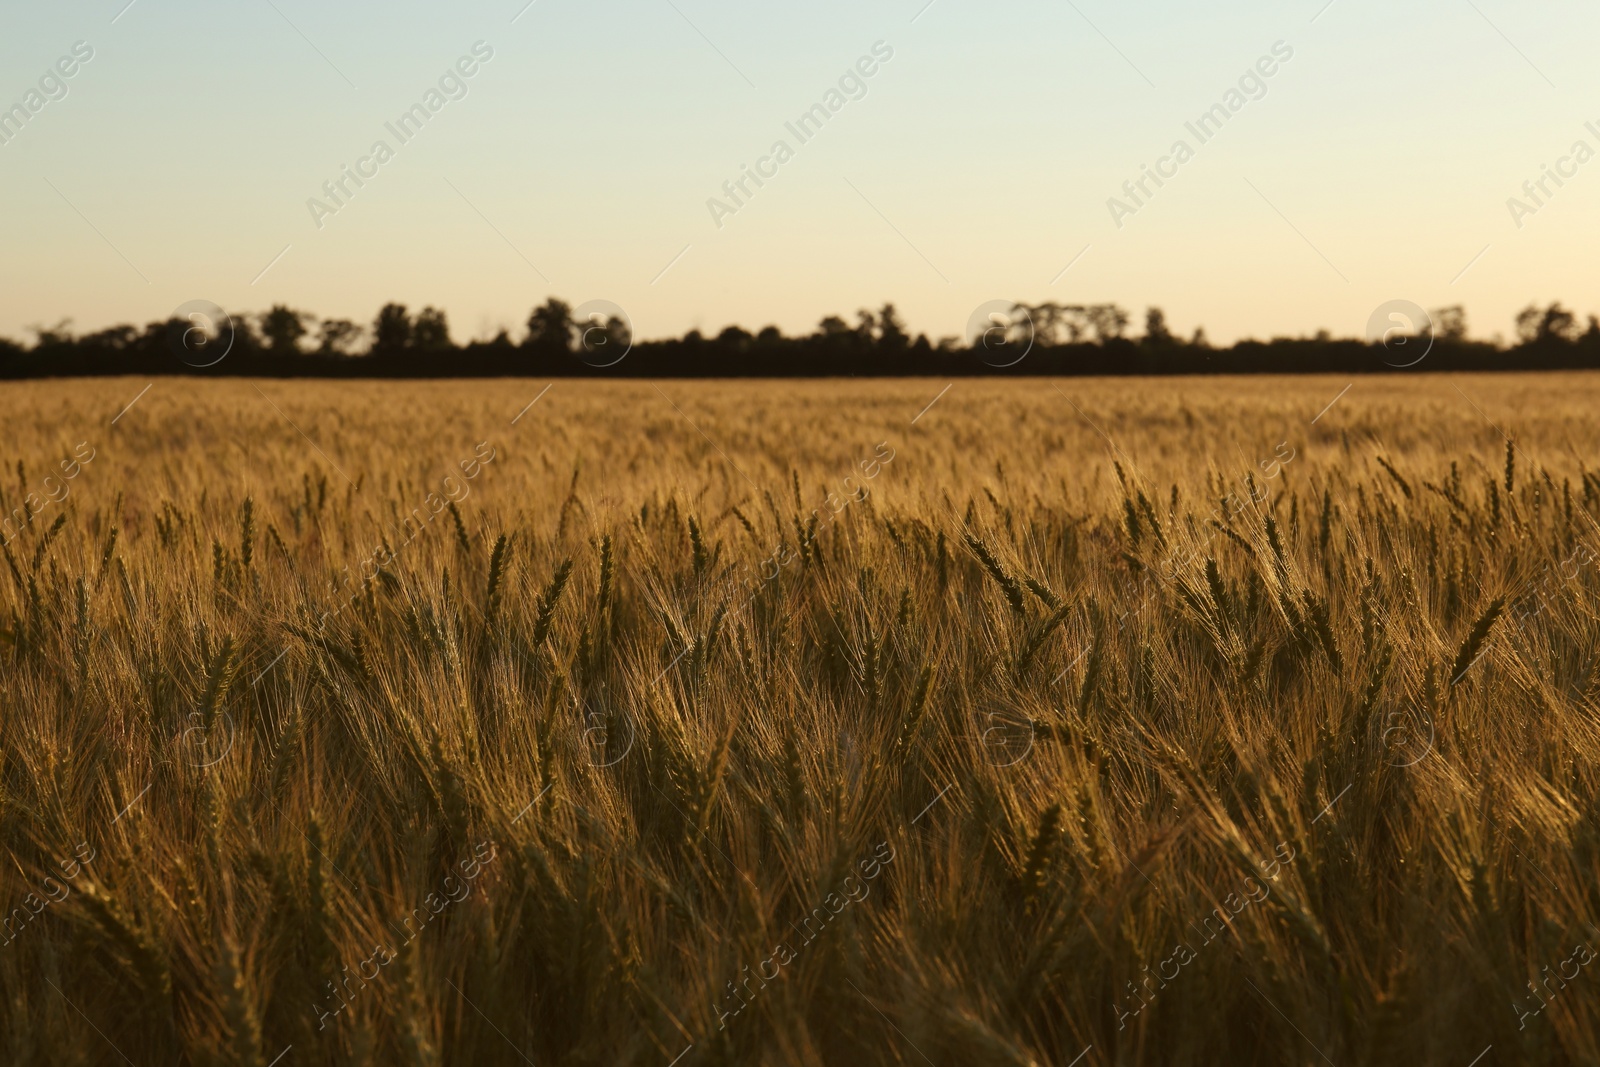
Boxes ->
[2,374,1598,1065]
[5,373,1598,511]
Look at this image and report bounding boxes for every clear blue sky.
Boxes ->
[1,0,1596,346]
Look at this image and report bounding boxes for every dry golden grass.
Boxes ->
[2,373,1599,1066]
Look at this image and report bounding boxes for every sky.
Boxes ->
[1,0,1597,347]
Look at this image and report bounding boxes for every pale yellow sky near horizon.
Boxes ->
[1,0,1598,348]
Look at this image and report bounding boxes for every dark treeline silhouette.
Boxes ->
[5,299,1600,379]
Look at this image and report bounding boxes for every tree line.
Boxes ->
[4,299,1600,379]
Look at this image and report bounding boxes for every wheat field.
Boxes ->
[1,373,1598,1066]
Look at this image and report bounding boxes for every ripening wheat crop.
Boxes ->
[1,373,1598,1066]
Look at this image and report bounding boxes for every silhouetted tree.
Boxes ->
[372,304,413,354]
[818,316,851,339]
[854,310,878,349]
[317,319,363,356]
[230,313,262,354]
[1516,302,1578,345]
[525,299,574,357]
[717,325,752,350]
[260,305,310,353]
[1085,305,1130,342]
[3,294,1595,380]
[1143,307,1175,345]
[30,320,74,347]
[577,314,630,364]
[1023,303,1078,345]
[413,307,451,352]
[877,303,909,353]
[1515,305,1539,343]
[1432,305,1467,342]
[1017,302,1131,345]
[82,325,139,351]
[1543,304,1578,343]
